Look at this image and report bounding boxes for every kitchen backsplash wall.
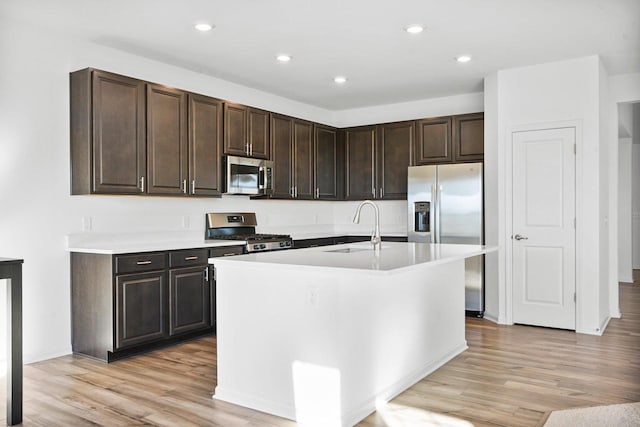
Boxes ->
[66,195,407,239]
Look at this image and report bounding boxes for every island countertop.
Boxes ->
[210,241,496,274]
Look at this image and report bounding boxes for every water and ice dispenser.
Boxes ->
[414,202,430,232]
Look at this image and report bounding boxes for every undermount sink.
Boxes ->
[323,247,370,253]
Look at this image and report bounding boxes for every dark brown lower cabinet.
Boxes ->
[116,271,168,349]
[71,248,218,362]
[169,266,210,336]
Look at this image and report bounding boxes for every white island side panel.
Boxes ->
[213,258,467,427]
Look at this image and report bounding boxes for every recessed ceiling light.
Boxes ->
[276,54,292,62]
[194,23,213,32]
[405,25,424,34]
[334,76,347,84]
[456,55,472,63]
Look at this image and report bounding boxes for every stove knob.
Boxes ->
[253,244,261,250]
[260,244,266,249]
[286,241,292,246]
[279,242,285,247]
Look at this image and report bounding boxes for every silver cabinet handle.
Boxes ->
[140,176,145,193]
[294,186,298,198]
[513,234,528,240]
[250,143,253,156]
[379,188,384,198]
[136,260,152,265]
[182,179,187,194]
[222,252,238,257]
[315,188,319,198]
[204,267,209,282]
[184,256,199,261]
[372,185,375,197]
[191,180,196,194]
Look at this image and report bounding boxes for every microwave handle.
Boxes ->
[258,166,265,190]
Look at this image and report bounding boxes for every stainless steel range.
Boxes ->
[205,212,293,253]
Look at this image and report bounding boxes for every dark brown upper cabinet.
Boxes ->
[223,103,247,156]
[71,69,221,198]
[269,115,316,200]
[188,94,223,196]
[223,103,270,159]
[453,113,484,162]
[314,124,341,200]
[248,108,270,159]
[146,84,188,195]
[376,121,414,199]
[270,114,294,199]
[415,117,452,165]
[293,119,314,199]
[345,126,377,200]
[71,68,146,194]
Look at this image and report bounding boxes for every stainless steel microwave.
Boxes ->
[223,155,273,196]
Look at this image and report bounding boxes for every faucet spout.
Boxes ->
[352,200,381,252]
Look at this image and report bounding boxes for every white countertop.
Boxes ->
[210,242,496,274]
[66,231,245,255]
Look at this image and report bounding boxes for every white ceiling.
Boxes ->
[2,0,639,110]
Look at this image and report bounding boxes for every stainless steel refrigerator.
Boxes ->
[407,163,484,316]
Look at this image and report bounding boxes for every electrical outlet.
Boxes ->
[307,287,319,306]
[81,216,92,231]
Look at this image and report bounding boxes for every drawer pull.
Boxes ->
[223,253,238,257]
[184,256,199,261]
[136,260,152,265]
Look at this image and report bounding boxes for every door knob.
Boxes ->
[514,234,528,240]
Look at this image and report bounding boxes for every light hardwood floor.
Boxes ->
[2,279,639,426]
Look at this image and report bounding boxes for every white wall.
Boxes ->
[618,104,634,283]
[634,104,640,270]
[483,74,502,322]
[0,15,481,363]
[484,56,606,334]
[598,60,611,325]
[331,93,484,128]
[634,142,640,269]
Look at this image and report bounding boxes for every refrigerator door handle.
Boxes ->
[430,184,436,243]
[435,184,442,244]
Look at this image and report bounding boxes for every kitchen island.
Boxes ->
[211,242,495,427]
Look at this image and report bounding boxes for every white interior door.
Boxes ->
[512,127,576,330]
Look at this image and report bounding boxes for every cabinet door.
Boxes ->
[453,113,484,162]
[345,126,376,200]
[248,107,270,159]
[115,270,168,349]
[377,121,414,199]
[223,103,248,156]
[415,117,452,165]
[314,125,339,200]
[188,94,223,196]
[91,70,146,194]
[270,114,294,199]
[147,84,188,195]
[293,119,314,199]
[169,266,210,336]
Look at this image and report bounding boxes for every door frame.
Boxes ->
[504,120,582,328]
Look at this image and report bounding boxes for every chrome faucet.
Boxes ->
[353,200,381,252]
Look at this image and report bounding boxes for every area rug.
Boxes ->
[544,402,640,427]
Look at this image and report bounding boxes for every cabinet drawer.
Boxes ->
[115,252,166,274]
[209,245,245,258]
[169,249,209,268]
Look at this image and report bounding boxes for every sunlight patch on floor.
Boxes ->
[375,399,474,427]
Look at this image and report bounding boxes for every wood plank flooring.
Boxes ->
[2,279,639,426]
